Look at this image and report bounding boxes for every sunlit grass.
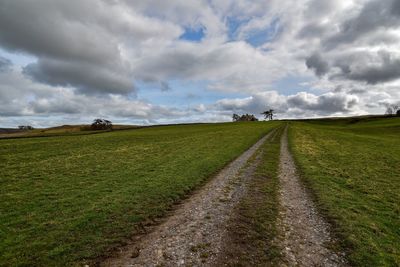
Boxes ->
[0,122,280,266]
[289,117,400,266]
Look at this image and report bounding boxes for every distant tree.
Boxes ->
[232,113,258,122]
[18,125,34,130]
[261,110,270,120]
[90,119,113,130]
[385,104,400,115]
[385,104,399,116]
[397,109,400,117]
[261,109,274,120]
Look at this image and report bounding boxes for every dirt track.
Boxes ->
[101,126,347,266]
[277,126,347,266]
[101,132,273,267]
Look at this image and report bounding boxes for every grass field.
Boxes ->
[2,116,399,266]
[0,122,279,266]
[289,117,400,266]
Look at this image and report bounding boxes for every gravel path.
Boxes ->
[101,131,273,267]
[277,126,347,267]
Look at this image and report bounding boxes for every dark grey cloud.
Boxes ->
[0,56,11,72]
[345,60,400,85]
[392,0,400,16]
[0,1,120,64]
[305,53,329,77]
[332,51,400,84]
[323,0,400,49]
[301,0,400,87]
[23,58,134,95]
[0,0,134,95]
[287,93,358,113]
[214,91,360,119]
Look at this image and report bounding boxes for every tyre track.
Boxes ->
[277,126,347,266]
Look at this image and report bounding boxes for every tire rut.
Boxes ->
[277,125,347,267]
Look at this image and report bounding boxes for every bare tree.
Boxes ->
[261,110,270,120]
[269,109,274,120]
[261,109,274,120]
[385,104,400,115]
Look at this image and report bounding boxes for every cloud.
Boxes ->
[287,92,358,113]
[214,90,359,118]
[0,0,399,126]
[23,58,134,95]
[332,50,400,84]
[322,0,400,50]
[0,0,180,95]
[215,91,286,114]
[131,40,288,93]
[305,53,329,77]
[0,64,394,127]
[0,56,11,72]
[299,0,400,90]
[0,67,184,122]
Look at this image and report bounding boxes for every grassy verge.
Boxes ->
[0,122,280,266]
[288,117,400,266]
[219,125,284,266]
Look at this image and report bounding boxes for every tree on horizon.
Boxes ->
[261,109,274,120]
[385,104,399,116]
[91,118,113,130]
[232,113,258,122]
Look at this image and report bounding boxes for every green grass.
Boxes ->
[289,117,400,266]
[0,122,280,266]
[220,125,284,266]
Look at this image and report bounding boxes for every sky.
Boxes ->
[0,0,400,127]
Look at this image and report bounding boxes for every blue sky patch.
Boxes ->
[179,26,205,42]
[273,75,311,96]
[0,48,36,67]
[245,18,281,47]
[137,79,246,108]
[226,16,251,40]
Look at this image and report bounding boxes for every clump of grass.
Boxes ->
[289,117,400,266]
[190,243,210,253]
[200,252,209,259]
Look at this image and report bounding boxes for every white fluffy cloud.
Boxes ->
[0,0,399,126]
